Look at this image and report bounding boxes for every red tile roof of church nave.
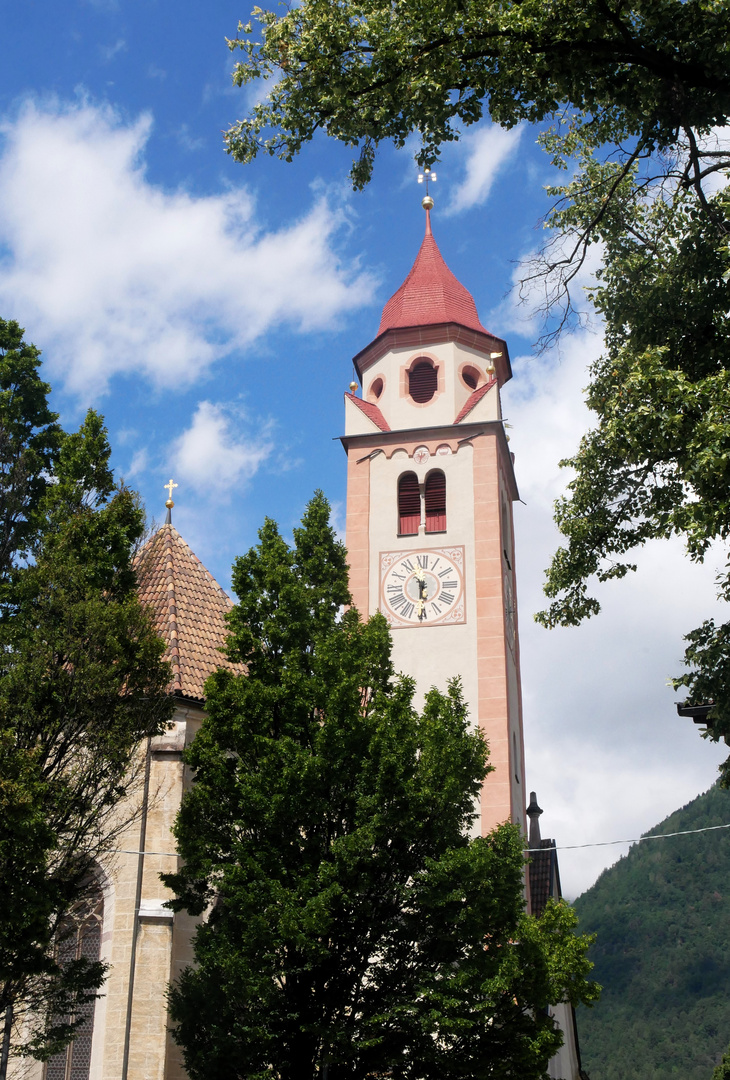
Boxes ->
[378,209,488,337]
[344,392,390,431]
[135,524,244,702]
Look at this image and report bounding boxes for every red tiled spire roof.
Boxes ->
[344,392,390,431]
[135,524,244,701]
[378,210,487,336]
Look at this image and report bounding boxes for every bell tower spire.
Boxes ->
[341,207,526,836]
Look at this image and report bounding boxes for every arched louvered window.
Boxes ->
[425,471,446,532]
[398,472,420,535]
[45,884,104,1080]
[408,360,438,403]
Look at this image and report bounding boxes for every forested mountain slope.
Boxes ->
[573,783,730,1080]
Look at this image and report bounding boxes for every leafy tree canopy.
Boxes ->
[714,1048,730,1080]
[0,318,61,581]
[0,322,172,1071]
[224,0,730,187]
[165,492,598,1080]
[532,130,730,777]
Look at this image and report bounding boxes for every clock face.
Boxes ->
[380,547,466,628]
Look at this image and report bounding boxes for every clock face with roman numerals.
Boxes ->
[380,547,466,628]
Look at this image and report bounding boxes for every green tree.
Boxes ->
[0,319,61,581]
[572,783,730,1080]
[714,1047,730,1079]
[223,0,730,188]
[0,332,173,1075]
[165,492,598,1080]
[531,132,730,777]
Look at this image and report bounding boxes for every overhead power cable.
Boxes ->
[526,820,730,853]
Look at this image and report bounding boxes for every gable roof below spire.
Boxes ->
[377,210,487,336]
[135,524,244,702]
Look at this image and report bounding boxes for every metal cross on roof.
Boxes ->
[417,166,437,196]
[164,478,178,502]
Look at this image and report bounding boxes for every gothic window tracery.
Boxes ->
[45,883,104,1080]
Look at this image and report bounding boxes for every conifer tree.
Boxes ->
[166,492,598,1080]
[0,322,172,1074]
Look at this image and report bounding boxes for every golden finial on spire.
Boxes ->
[349,380,359,394]
[418,165,437,209]
[164,478,178,509]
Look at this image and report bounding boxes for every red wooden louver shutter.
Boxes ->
[398,473,420,534]
[425,471,446,532]
[408,361,438,403]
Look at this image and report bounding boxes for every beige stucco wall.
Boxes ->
[359,340,500,432]
[10,702,206,1080]
[368,439,480,723]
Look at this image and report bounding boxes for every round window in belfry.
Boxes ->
[461,365,481,391]
[368,377,384,402]
[409,360,438,403]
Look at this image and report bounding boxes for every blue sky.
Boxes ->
[2,0,727,896]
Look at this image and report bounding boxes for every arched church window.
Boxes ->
[45,883,104,1080]
[398,472,420,535]
[425,471,446,533]
[408,360,438,403]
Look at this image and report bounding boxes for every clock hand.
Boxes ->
[413,566,427,599]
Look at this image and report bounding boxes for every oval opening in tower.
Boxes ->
[461,365,481,391]
[368,376,384,402]
[409,360,438,403]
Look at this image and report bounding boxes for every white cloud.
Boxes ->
[99,39,127,62]
[0,99,375,399]
[446,124,524,215]
[126,447,148,478]
[175,123,205,152]
[170,400,272,496]
[503,334,729,898]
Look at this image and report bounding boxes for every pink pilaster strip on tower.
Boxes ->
[472,433,512,833]
[345,449,370,616]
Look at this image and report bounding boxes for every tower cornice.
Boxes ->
[352,322,511,386]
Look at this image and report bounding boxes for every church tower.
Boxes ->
[342,205,526,835]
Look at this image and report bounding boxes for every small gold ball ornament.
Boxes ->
[165,498,174,509]
[349,381,358,393]
[422,194,434,210]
